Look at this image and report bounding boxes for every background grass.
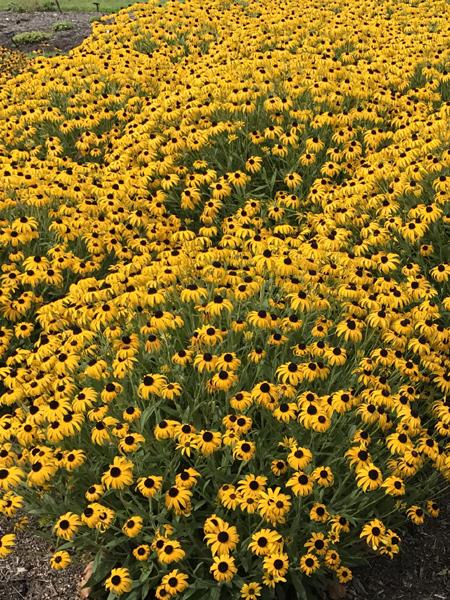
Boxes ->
[0,0,138,12]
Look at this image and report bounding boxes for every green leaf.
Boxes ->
[87,551,116,587]
[289,571,308,600]
[209,588,222,600]
[140,581,151,599]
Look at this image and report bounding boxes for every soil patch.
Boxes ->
[0,11,99,52]
[347,494,450,600]
[0,521,84,600]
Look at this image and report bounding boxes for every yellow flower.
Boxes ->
[210,555,237,582]
[50,550,71,570]
[161,569,189,595]
[54,512,82,541]
[101,456,134,490]
[0,533,15,557]
[299,553,320,576]
[105,568,132,596]
[122,515,143,537]
[356,464,383,492]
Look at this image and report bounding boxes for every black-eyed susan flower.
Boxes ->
[122,515,143,538]
[157,539,186,564]
[118,432,145,453]
[101,456,133,490]
[0,533,15,557]
[299,553,320,576]
[248,528,282,557]
[356,464,383,492]
[263,551,289,580]
[119,405,140,424]
[382,475,405,496]
[360,519,386,550]
[237,474,267,499]
[154,420,177,440]
[426,500,440,518]
[276,361,303,385]
[245,156,262,173]
[233,439,256,461]
[240,581,262,599]
[0,492,23,517]
[138,374,167,399]
[54,512,82,541]
[210,555,237,582]
[81,504,101,529]
[161,569,189,595]
[286,471,314,496]
[230,391,253,411]
[216,352,241,372]
[204,520,239,555]
[175,467,200,489]
[336,566,353,583]
[27,458,57,487]
[272,402,297,422]
[219,484,240,510]
[105,568,132,596]
[287,446,313,470]
[312,466,334,488]
[406,505,426,525]
[133,544,151,561]
[193,352,218,373]
[309,503,329,523]
[172,349,193,366]
[331,515,351,535]
[165,486,192,516]
[210,369,238,391]
[0,466,23,490]
[50,550,71,570]
[325,549,341,568]
[196,430,221,455]
[305,532,329,555]
[248,347,266,363]
[258,487,291,525]
[85,484,103,502]
[251,381,279,407]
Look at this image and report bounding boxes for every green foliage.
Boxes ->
[52,20,74,31]
[12,30,52,45]
[6,0,55,11]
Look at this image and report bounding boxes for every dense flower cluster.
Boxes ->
[0,0,449,598]
[0,46,28,85]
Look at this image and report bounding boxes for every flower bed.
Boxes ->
[0,1,449,598]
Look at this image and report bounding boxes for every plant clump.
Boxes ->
[12,30,53,45]
[0,46,29,84]
[52,21,75,32]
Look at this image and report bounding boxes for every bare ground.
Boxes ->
[347,494,450,600]
[0,11,99,52]
[0,522,84,600]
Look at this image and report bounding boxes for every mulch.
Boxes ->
[0,522,84,600]
[0,11,99,52]
[347,494,450,600]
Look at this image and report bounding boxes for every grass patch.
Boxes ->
[2,0,137,11]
